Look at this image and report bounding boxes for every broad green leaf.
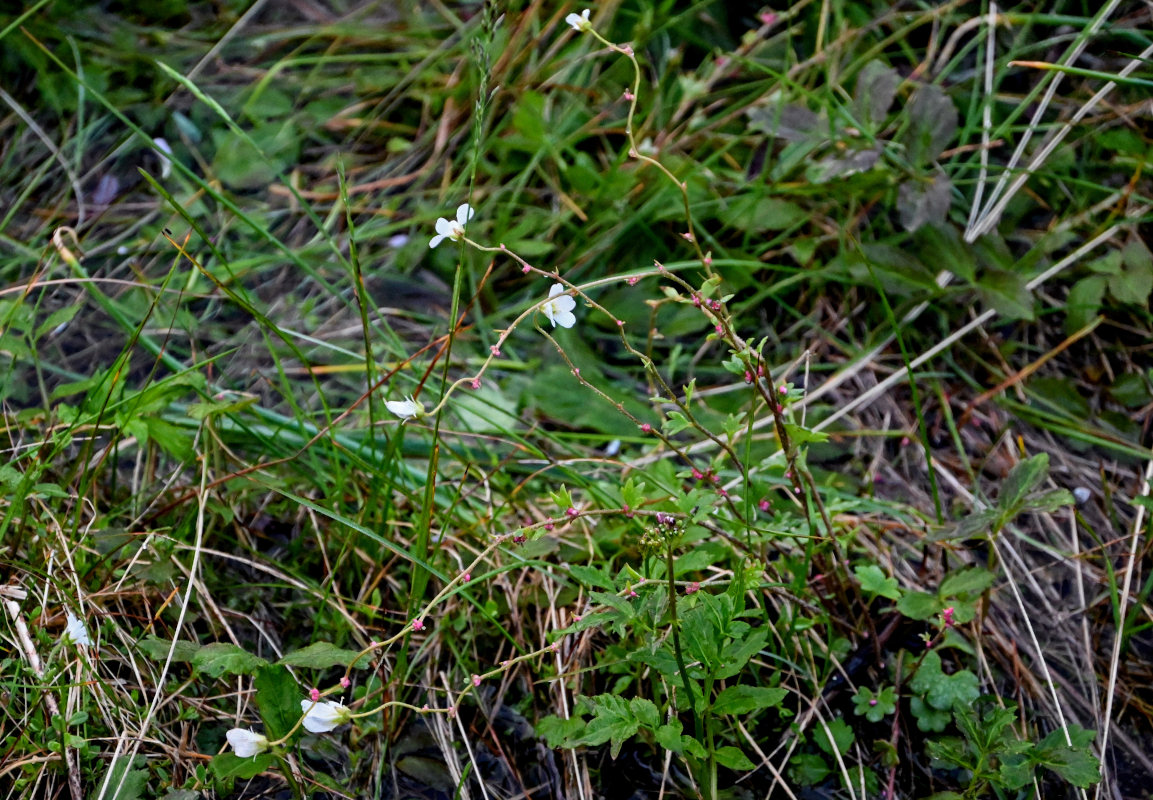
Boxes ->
[572,695,638,758]
[138,635,201,663]
[853,61,899,128]
[854,564,901,600]
[712,685,788,715]
[1065,276,1106,336]
[210,752,276,782]
[939,568,996,598]
[979,270,1035,320]
[629,697,659,729]
[716,629,768,680]
[902,84,958,167]
[897,591,942,620]
[915,223,976,283]
[192,643,268,678]
[1035,746,1101,787]
[814,717,854,757]
[789,752,831,785]
[254,665,300,742]
[569,564,614,590]
[910,696,950,732]
[93,756,147,800]
[713,746,756,771]
[910,651,979,710]
[277,642,372,670]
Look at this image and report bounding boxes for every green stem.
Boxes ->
[665,545,700,740]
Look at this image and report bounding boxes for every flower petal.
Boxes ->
[63,612,91,646]
[429,234,445,248]
[554,309,577,328]
[226,728,269,758]
[548,283,565,299]
[455,203,474,226]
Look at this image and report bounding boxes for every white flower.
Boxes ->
[300,699,352,733]
[225,728,269,758]
[153,137,173,179]
[385,396,424,420]
[541,283,577,328]
[565,9,592,32]
[63,612,91,646]
[429,203,475,248]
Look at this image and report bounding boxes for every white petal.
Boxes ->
[455,203,475,225]
[226,728,268,758]
[300,700,349,733]
[385,397,422,419]
[153,137,173,179]
[429,234,446,249]
[555,295,576,313]
[64,612,91,646]
[548,283,565,299]
[435,217,454,236]
[554,309,577,328]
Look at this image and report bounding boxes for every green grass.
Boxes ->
[2,1,1152,798]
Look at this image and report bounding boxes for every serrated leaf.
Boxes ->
[1036,746,1101,787]
[654,721,687,752]
[572,695,638,758]
[814,717,854,757]
[276,642,370,670]
[715,629,768,680]
[910,651,979,710]
[1000,453,1049,512]
[254,665,300,741]
[712,685,788,715]
[854,564,901,600]
[629,697,659,729]
[192,643,268,678]
[783,423,829,444]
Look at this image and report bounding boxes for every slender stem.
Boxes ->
[665,544,700,740]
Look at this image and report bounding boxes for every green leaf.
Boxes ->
[713,745,756,771]
[569,564,614,590]
[1035,745,1101,787]
[783,423,829,445]
[92,756,147,800]
[663,411,691,435]
[910,696,951,732]
[979,269,1035,320]
[1065,276,1106,336]
[789,752,831,786]
[853,61,899,128]
[909,651,979,711]
[854,564,901,600]
[571,695,639,758]
[999,453,1049,512]
[654,721,690,752]
[712,685,788,715]
[276,642,371,670]
[192,643,268,678]
[138,635,200,663]
[254,665,299,742]
[814,717,854,757]
[629,697,659,729]
[1109,239,1153,305]
[536,714,584,748]
[939,568,996,598]
[210,752,276,782]
[1026,488,1075,513]
[852,686,898,722]
[902,84,957,167]
[896,591,942,620]
[715,629,768,680]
